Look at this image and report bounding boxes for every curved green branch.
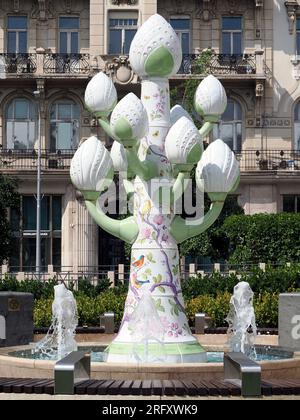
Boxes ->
[126,147,158,181]
[170,198,225,244]
[172,172,190,203]
[84,196,139,244]
[98,117,119,141]
[199,121,215,138]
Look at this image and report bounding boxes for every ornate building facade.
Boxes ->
[0,0,299,272]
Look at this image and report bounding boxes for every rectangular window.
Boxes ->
[11,195,62,271]
[59,16,79,54]
[170,18,191,55]
[222,17,242,55]
[283,195,300,213]
[7,16,27,53]
[109,13,138,54]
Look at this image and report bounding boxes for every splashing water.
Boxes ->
[226,281,257,357]
[127,291,165,363]
[33,284,78,360]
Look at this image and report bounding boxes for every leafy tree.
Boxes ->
[180,195,244,260]
[222,213,300,266]
[0,174,19,264]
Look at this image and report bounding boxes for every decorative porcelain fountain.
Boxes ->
[70,14,240,363]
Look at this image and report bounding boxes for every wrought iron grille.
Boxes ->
[178,54,257,76]
[43,53,90,74]
[0,53,37,75]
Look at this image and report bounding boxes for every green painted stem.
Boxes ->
[172,172,190,202]
[85,200,139,244]
[199,121,214,138]
[98,118,119,141]
[170,200,225,244]
[126,147,158,181]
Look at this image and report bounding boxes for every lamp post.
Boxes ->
[34,89,42,277]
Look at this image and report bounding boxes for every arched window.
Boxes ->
[294,102,300,150]
[213,99,243,152]
[6,98,37,150]
[50,99,80,151]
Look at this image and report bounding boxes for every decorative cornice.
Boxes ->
[285,1,299,34]
[196,0,217,21]
[31,0,54,21]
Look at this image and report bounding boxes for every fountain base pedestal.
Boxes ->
[105,340,207,363]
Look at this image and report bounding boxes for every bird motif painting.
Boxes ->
[132,255,145,270]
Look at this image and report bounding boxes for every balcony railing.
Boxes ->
[178,54,257,76]
[43,53,90,74]
[0,149,74,171]
[235,150,300,172]
[0,53,37,75]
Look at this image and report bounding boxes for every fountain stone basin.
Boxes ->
[1,339,300,382]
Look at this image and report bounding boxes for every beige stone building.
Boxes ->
[0,0,299,273]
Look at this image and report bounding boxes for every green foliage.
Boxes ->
[185,291,279,328]
[222,213,300,265]
[254,293,279,328]
[180,195,244,260]
[0,275,113,300]
[182,265,300,300]
[34,290,127,328]
[0,174,19,264]
[0,275,58,300]
[186,292,231,327]
[77,278,112,297]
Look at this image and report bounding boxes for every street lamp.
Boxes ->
[34,89,42,277]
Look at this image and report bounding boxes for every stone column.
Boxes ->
[61,185,98,273]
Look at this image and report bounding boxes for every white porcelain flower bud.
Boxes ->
[196,139,240,194]
[110,141,128,172]
[129,14,182,78]
[85,72,117,117]
[194,75,227,122]
[70,136,114,192]
[170,105,193,126]
[165,117,203,166]
[110,93,149,146]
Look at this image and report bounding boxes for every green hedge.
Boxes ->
[185,292,279,328]
[182,265,300,300]
[34,290,280,329]
[223,213,300,265]
[0,275,113,300]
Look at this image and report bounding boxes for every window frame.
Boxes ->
[108,15,138,55]
[49,99,80,151]
[282,195,300,213]
[59,16,80,54]
[10,195,62,272]
[6,97,37,150]
[7,15,28,54]
[170,16,191,55]
[213,98,243,152]
[221,16,243,56]
[294,101,300,151]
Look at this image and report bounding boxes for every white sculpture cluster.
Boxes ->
[70,14,240,364]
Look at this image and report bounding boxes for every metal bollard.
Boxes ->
[224,352,261,397]
[195,313,206,334]
[100,312,115,334]
[55,351,91,395]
